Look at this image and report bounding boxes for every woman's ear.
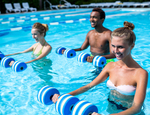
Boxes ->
[42,32,45,37]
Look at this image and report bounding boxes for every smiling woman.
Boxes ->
[5,22,52,64]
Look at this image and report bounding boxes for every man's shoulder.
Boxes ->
[104,28,112,33]
[88,29,95,33]
[87,29,95,35]
[103,28,112,39]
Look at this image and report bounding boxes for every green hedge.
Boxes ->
[1,0,150,14]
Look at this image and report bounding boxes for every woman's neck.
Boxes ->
[39,39,46,46]
[118,55,135,68]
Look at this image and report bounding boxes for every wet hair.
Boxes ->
[111,21,136,46]
[32,22,49,37]
[92,8,105,20]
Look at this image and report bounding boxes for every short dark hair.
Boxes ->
[92,8,105,20]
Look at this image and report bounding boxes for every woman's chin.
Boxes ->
[116,56,123,60]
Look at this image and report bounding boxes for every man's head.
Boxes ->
[90,8,105,28]
[92,8,105,20]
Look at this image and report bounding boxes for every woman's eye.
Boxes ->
[118,46,123,48]
[111,45,115,47]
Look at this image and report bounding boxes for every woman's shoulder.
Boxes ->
[134,61,148,76]
[46,42,52,48]
[44,42,52,52]
[104,61,116,70]
[136,67,148,77]
[106,61,116,67]
[135,68,148,88]
[32,43,38,47]
[132,64,148,85]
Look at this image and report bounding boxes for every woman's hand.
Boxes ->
[92,112,101,115]
[61,49,65,54]
[52,94,60,103]
[9,60,15,67]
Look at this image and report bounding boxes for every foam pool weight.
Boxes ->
[55,94,79,115]
[12,61,27,72]
[1,57,15,68]
[37,86,60,105]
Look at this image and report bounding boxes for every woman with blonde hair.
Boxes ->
[6,22,52,64]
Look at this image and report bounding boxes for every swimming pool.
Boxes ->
[0,8,150,115]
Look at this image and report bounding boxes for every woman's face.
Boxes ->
[111,36,133,60]
[31,29,43,42]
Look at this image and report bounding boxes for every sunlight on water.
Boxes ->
[0,8,150,115]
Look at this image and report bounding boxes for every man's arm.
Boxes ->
[73,31,91,51]
[102,31,115,59]
[101,53,115,59]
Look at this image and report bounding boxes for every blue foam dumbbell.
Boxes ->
[38,86,79,115]
[1,57,27,72]
[56,47,66,55]
[78,52,106,67]
[56,47,76,58]
[92,56,106,67]
[0,52,5,63]
[1,57,15,68]
[63,49,76,58]
[37,86,60,105]
[12,61,27,72]
[38,86,98,115]
[77,52,90,62]
[72,100,98,115]
[55,94,79,115]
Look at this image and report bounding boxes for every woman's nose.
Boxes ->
[32,35,35,38]
[114,47,119,53]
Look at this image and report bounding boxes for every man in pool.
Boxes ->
[73,8,115,62]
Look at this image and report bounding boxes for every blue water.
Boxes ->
[0,8,131,30]
[0,8,150,115]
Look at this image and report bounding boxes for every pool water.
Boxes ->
[0,8,132,30]
[0,8,150,115]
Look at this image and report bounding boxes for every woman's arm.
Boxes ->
[69,62,111,96]
[52,62,112,103]
[52,64,109,103]
[69,66,109,96]
[5,45,34,56]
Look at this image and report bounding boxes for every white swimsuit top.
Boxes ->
[107,80,136,95]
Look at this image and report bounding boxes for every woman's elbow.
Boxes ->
[131,104,143,114]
